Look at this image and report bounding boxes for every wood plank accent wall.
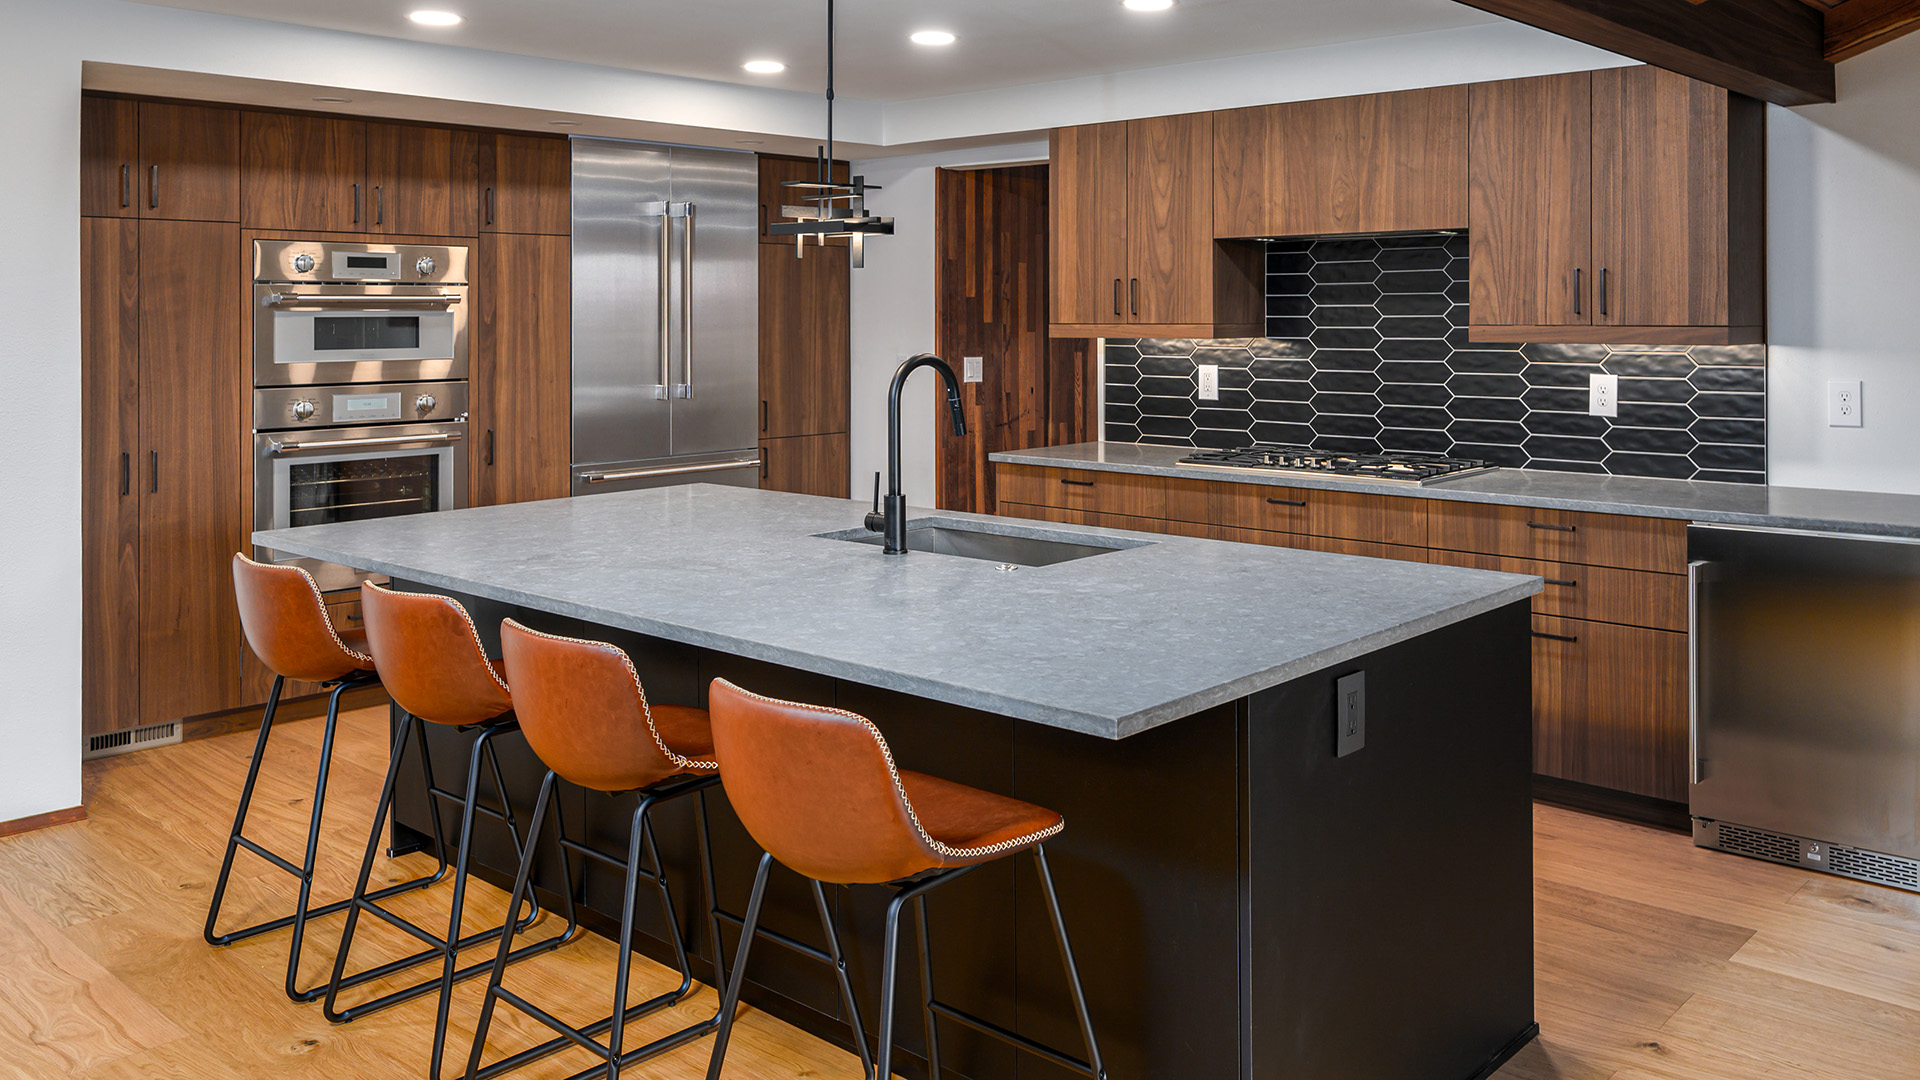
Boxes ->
[935,165,1093,513]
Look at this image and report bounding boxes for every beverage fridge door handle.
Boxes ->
[1689,558,1710,786]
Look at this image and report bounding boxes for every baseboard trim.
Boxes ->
[182,684,390,743]
[1533,774,1690,833]
[0,805,87,839]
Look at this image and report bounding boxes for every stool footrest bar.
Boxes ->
[928,1000,1097,1076]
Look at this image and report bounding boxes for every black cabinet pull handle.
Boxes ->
[1113,278,1122,317]
[1130,277,1139,316]
[485,186,495,225]
[485,428,495,467]
[120,164,130,208]
[1060,478,1095,487]
[149,164,158,210]
[761,446,770,481]
[352,182,360,224]
[375,185,384,226]
[1544,577,1578,588]
[1527,521,1576,532]
[1573,268,1582,316]
[1266,497,1307,507]
[1599,267,1608,316]
[1532,630,1578,643]
[761,400,769,433]
[760,203,769,234]
[119,452,129,496]
[148,450,158,493]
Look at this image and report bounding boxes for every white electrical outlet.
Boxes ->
[1588,372,1618,417]
[963,356,984,383]
[1829,380,1862,427]
[1197,364,1220,401]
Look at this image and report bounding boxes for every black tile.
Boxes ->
[1265,316,1315,340]
[1310,369,1383,393]
[1521,386,1592,412]
[1687,344,1766,366]
[1603,452,1695,480]
[1137,415,1197,438]
[1603,352,1695,379]
[1377,405,1451,429]
[1520,343,1608,364]
[1268,251,1313,275]
[1308,282,1383,306]
[1251,398,1315,424]
[1448,349,1527,374]
[1378,427,1454,453]
[1137,375,1194,397]
[1247,339,1314,360]
[1309,392,1383,416]
[1621,377,1696,404]
[1377,361,1451,384]
[1445,325,1472,348]
[1312,413,1384,437]
[1690,367,1765,393]
[1136,338,1196,356]
[1103,341,1140,360]
[1139,434,1191,447]
[1190,428,1249,450]
[1105,403,1140,426]
[1105,364,1140,385]
[1193,345,1251,368]
[1522,363,1595,388]
[1444,278,1470,303]
[1309,261,1380,284]
[1524,435,1608,462]
[1376,233,1447,250]
[1269,272,1314,295]
[1694,469,1765,486]
[1527,412,1611,438]
[1250,357,1315,381]
[1375,246,1452,271]
[1528,460,1608,475]
[1214,387,1256,410]
[1442,233,1469,258]
[1691,443,1765,472]
[1104,422,1140,443]
[1310,238,1381,261]
[1194,407,1253,429]
[1375,292,1452,317]
[1136,354,1194,377]
[1309,328,1383,353]
[1218,366,1254,390]
[1452,443,1529,468]
[1604,427,1696,455]
[1448,419,1528,444]
[1691,417,1765,445]
[1375,337,1452,361]
[1267,294,1314,317]
[1689,393,1765,419]
[1254,380,1314,403]
[1448,373,1529,397]
[1310,305,1380,328]
[1314,435,1384,455]
[1377,382,1453,407]
[1376,269,1451,293]
[1614,402,1695,428]
[1449,396,1529,421]
[1377,315,1452,339]
[1310,349,1380,372]
[1137,395,1196,417]
[1106,384,1140,406]
[1249,421,1315,445]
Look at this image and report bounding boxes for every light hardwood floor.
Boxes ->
[0,704,1915,1079]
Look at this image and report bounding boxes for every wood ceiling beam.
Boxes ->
[1452,0,1834,106]
[1824,0,1920,61]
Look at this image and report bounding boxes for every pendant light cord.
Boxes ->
[823,0,835,187]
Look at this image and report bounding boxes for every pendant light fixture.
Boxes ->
[768,0,893,267]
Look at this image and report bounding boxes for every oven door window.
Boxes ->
[286,453,441,527]
[313,315,422,352]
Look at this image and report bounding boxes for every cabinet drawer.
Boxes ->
[1209,526,1426,563]
[1210,482,1310,533]
[996,465,1167,516]
[999,502,1202,540]
[1430,500,1685,573]
[1212,483,1428,545]
[1428,551,1685,631]
[325,597,364,630]
[1530,614,1688,802]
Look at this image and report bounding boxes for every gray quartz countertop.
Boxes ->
[992,442,1920,538]
[256,484,1539,740]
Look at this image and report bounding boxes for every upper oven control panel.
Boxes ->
[253,240,469,285]
[253,381,470,432]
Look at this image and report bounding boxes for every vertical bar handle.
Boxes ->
[149,165,158,210]
[120,164,130,208]
[485,186,495,226]
[375,185,384,226]
[120,452,129,496]
[485,428,495,467]
[352,183,360,224]
[1599,267,1608,317]
[1130,278,1139,316]
[654,203,671,399]
[1573,268,1582,316]
[148,450,158,493]
[1112,278,1121,317]
[679,202,695,399]
[1688,558,1709,785]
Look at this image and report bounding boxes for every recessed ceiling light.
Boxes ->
[909,29,956,46]
[408,10,462,27]
[312,95,352,103]
[742,59,786,74]
[1123,0,1175,10]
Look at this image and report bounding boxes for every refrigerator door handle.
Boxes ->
[645,201,671,400]
[678,202,695,399]
[1688,558,1711,786]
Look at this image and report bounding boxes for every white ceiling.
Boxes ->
[125,0,1499,103]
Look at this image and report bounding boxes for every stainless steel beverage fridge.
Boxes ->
[569,138,760,494]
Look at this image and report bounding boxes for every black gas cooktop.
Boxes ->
[1176,444,1498,485]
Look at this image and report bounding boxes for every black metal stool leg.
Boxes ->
[810,879,874,1080]
[282,679,347,1001]
[1035,843,1106,1080]
[875,889,913,1080]
[428,725,510,1080]
[604,793,656,1079]
[324,712,418,1022]
[704,851,773,1080]
[462,770,559,1080]
[913,893,942,1080]
[203,674,284,949]
[694,790,728,996]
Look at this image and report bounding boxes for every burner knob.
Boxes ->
[290,399,316,421]
[291,252,315,274]
[415,255,437,277]
[414,393,437,416]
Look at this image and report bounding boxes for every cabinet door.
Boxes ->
[1268,87,1469,236]
[82,218,143,735]
[758,244,850,439]
[758,155,849,243]
[367,123,480,236]
[1532,614,1688,801]
[1592,67,1730,328]
[82,97,139,218]
[241,112,367,231]
[1126,113,1214,326]
[1049,123,1129,326]
[474,233,572,505]
[759,433,849,498]
[138,220,243,724]
[138,102,239,222]
[1469,74,1592,330]
[1212,105,1272,239]
[481,134,571,235]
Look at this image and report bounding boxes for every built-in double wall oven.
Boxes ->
[251,240,469,591]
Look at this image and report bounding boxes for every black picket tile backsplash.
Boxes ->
[1102,232,1767,484]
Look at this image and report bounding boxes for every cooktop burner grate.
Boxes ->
[1176,444,1498,485]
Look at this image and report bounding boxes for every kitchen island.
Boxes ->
[258,484,1542,1080]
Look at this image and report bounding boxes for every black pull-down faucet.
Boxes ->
[864,353,967,554]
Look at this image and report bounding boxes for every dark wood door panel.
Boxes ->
[138,102,239,222]
[759,433,849,498]
[1211,105,1272,238]
[82,97,139,219]
[481,134,571,236]
[475,233,571,506]
[241,112,366,232]
[1126,113,1213,326]
[1267,86,1470,236]
[1469,72,1593,329]
[1049,123,1129,326]
[1531,614,1688,801]
[758,244,850,440]
[82,218,143,735]
[367,123,480,236]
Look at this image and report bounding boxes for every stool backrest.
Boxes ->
[499,619,713,791]
[359,582,511,725]
[232,553,371,684]
[707,677,938,885]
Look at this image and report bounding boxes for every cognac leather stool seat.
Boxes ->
[702,678,1108,1080]
[324,584,561,1080]
[207,554,407,1004]
[461,619,729,1080]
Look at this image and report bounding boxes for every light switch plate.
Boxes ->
[1588,372,1618,417]
[1196,364,1220,401]
[1829,379,1862,427]
[963,356,984,384]
[1335,671,1365,757]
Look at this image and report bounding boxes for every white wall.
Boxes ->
[1767,31,1920,494]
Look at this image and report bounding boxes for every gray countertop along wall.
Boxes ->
[992,442,1920,539]
[255,485,1539,740]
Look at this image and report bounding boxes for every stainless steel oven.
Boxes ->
[252,382,468,592]
[252,240,469,387]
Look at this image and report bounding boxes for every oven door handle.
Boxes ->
[260,292,465,307]
[268,432,464,454]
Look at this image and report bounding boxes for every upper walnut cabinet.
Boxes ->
[1468,67,1765,345]
[83,98,239,222]
[238,116,479,236]
[1050,115,1263,339]
[480,133,572,235]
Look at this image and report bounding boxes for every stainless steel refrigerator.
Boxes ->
[570,138,760,495]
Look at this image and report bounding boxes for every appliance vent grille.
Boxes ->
[1716,823,1800,865]
[1829,845,1920,890]
[85,721,182,760]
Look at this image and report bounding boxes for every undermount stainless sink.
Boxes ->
[820,517,1150,567]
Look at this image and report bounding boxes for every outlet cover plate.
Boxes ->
[1196,364,1220,401]
[1829,379,1862,427]
[963,356,983,384]
[1589,372,1618,417]
[1335,671,1365,757]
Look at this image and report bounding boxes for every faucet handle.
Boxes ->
[864,471,885,533]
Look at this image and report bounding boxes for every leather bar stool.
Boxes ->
[324,583,562,1080]
[461,619,728,1080]
[702,678,1108,1080]
[208,554,429,1003]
